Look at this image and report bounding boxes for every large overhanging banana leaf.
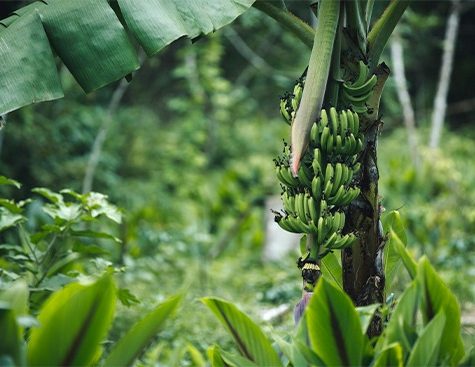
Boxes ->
[0,0,255,115]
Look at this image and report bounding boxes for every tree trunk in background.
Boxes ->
[82,77,130,194]
[429,0,461,149]
[390,33,420,168]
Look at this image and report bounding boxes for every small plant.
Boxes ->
[0,178,181,366]
[203,215,470,366]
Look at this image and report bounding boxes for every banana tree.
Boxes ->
[1,0,408,337]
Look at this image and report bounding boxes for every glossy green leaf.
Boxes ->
[103,295,182,367]
[306,278,364,366]
[417,257,465,365]
[406,311,446,367]
[32,188,63,204]
[295,340,325,366]
[390,229,417,279]
[0,10,63,115]
[320,250,343,289]
[70,230,121,243]
[0,208,24,232]
[202,297,281,366]
[372,343,403,367]
[219,349,260,367]
[356,304,379,334]
[117,0,255,56]
[383,210,407,289]
[186,344,206,367]
[274,336,307,367]
[0,307,22,365]
[383,210,407,245]
[37,0,139,93]
[207,345,226,367]
[376,282,418,354]
[28,274,116,366]
[0,176,21,189]
[0,0,255,114]
[0,280,29,319]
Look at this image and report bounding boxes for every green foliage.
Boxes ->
[0,181,181,366]
[206,252,467,366]
[103,295,182,367]
[0,0,255,113]
[28,273,117,366]
[202,297,281,366]
[379,129,475,303]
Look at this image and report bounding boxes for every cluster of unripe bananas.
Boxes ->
[275,84,366,256]
[340,60,377,114]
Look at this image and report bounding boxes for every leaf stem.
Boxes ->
[367,0,410,70]
[253,1,314,49]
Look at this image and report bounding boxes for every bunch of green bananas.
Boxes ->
[280,78,304,124]
[274,106,363,256]
[340,60,377,114]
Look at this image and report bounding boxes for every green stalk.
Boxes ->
[367,0,410,70]
[345,0,367,52]
[253,1,314,49]
[365,0,376,31]
[290,0,339,175]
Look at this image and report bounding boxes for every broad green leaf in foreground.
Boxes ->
[417,257,465,365]
[383,210,407,288]
[390,229,417,279]
[202,297,281,366]
[103,295,182,367]
[320,250,342,289]
[306,278,364,366]
[0,307,22,366]
[207,345,225,367]
[372,343,403,367]
[28,274,116,366]
[406,311,446,367]
[376,282,418,354]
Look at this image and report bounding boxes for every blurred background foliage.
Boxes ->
[1,0,474,365]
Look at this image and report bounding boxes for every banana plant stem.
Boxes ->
[367,0,410,71]
[253,1,314,49]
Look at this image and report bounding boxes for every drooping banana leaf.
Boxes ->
[0,0,256,115]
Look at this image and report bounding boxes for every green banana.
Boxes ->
[325,134,334,153]
[298,165,313,188]
[295,193,307,222]
[312,148,322,175]
[280,98,291,124]
[307,195,319,223]
[339,110,348,133]
[351,60,369,88]
[281,166,300,187]
[310,122,319,146]
[347,109,355,132]
[311,176,322,200]
[320,109,329,128]
[324,163,334,187]
[320,126,330,151]
[329,184,345,205]
[329,107,339,137]
[332,163,343,195]
[343,74,377,96]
